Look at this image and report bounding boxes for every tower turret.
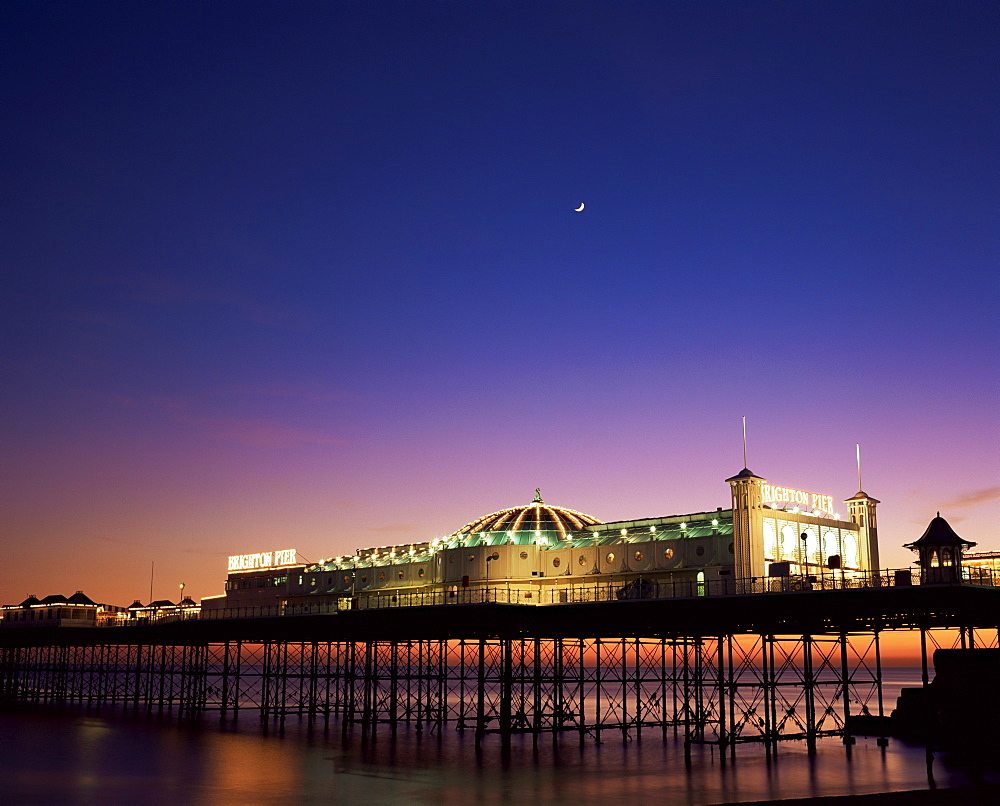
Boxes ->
[727,468,766,582]
[845,490,881,571]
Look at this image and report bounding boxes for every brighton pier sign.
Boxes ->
[227,548,299,572]
[761,485,836,519]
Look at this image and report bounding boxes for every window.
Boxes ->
[606,553,615,563]
[520,551,528,560]
[634,551,643,562]
[418,569,425,577]
[398,571,404,580]
[552,557,561,568]
[578,555,588,566]
[449,556,455,563]
[379,572,385,581]
[664,547,674,560]
[468,554,475,561]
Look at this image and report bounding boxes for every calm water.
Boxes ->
[1,669,997,805]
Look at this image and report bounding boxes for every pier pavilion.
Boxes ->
[207,467,881,615]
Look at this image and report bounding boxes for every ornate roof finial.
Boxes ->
[532,488,543,504]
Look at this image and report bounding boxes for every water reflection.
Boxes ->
[1,701,997,805]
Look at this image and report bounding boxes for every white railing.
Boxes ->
[85,565,998,627]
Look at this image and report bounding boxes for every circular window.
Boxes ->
[491,552,499,560]
[553,557,561,568]
[578,555,588,566]
[343,575,351,583]
[418,568,425,577]
[468,554,475,561]
[449,556,455,563]
[728,542,734,554]
[606,552,615,563]
[361,575,368,583]
[634,551,643,562]
[379,572,385,581]
[664,548,674,560]
[520,551,528,560]
[696,546,705,556]
[398,571,404,579]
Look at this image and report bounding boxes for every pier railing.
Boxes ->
[89,565,998,627]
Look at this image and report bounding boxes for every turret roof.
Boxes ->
[725,467,765,482]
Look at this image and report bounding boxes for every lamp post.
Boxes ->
[178,582,185,604]
[486,553,497,603]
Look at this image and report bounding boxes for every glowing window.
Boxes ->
[578,555,588,566]
[418,569,425,577]
[397,571,404,580]
[664,547,674,559]
[634,551,643,562]
[343,575,351,584]
[606,552,615,563]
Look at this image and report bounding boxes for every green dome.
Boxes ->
[453,489,602,541]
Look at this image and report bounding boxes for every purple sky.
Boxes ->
[2,1,996,606]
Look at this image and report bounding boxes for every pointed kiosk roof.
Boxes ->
[904,513,976,550]
[39,594,68,605]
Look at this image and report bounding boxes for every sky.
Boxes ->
[2,1,997,608]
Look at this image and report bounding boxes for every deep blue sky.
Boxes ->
[2,2,996,604]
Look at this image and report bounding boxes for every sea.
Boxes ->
[1,668,997,805]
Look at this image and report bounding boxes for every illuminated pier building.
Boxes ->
[205,468,882,612]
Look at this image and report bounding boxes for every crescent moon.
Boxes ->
[574,203,585,212]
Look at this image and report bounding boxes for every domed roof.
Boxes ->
[453,489,602,541]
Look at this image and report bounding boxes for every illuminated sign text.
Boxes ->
[761,485,835,518]
[228,548,298,572]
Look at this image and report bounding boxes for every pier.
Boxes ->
[2,581,996,756]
